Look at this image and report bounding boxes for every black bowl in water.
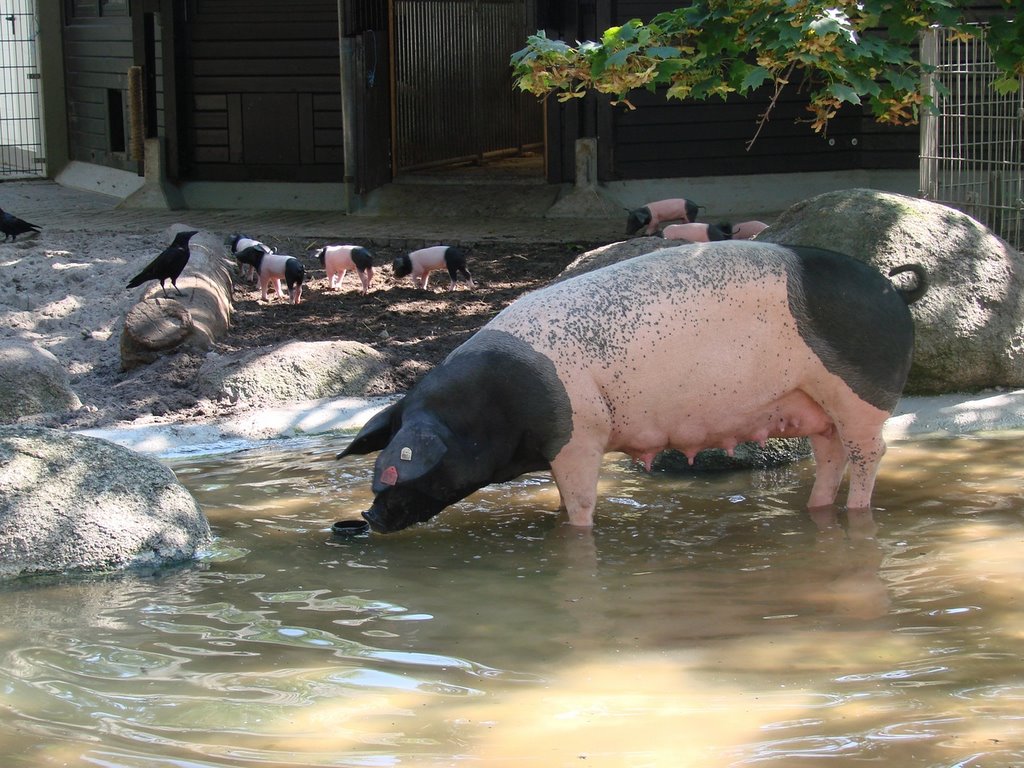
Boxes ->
[331,519,371,537]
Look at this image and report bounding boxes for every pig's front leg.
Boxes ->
[418,272,431,290]
[549,442,606,527]
[274,278,286,298]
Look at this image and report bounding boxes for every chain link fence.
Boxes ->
[920,25,1023,252]
[0,0,44,178]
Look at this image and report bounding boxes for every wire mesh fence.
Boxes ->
[920,25,1023,252]
[0,0,44,179]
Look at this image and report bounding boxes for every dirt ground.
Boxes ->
[2,231,603,431]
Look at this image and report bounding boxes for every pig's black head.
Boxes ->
[338,408,491,533]
[337,335,573,532]
[392,254,413,279]
[234,244,266,271]
[625,206,651,235]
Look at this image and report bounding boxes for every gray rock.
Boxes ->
[0,426,210,579]
[759,188,1024,393]
[557,236,666,281]
[0,340,81,423]
[198,339,388,405]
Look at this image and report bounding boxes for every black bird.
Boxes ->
[0,208,42,242]
[126,230,199,297]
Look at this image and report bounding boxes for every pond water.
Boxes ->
[2,431,1023,767]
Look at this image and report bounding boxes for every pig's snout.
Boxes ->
[361,507,392,533]
[362,504,416,534]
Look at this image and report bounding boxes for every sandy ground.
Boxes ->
[0,225,595,438]
[4,227,1024,459]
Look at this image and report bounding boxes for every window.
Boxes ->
[70,0,129,18]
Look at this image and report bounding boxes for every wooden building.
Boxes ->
[49,1,1009,207]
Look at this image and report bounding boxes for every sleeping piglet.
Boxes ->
[664,221,770,242]
[393,245,474,290]
[314,244,375,295]
[234,245,306,305]
[339,240,927,534]
[626,198,702,235]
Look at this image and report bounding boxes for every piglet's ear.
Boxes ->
[337,403,400,458]
[371,424,447,493]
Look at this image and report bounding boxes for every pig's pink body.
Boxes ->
[730,220,769,239]
[320,245,374,294]
[644,198,697,234]
[478,242,894,526]
[663,222,716,242]
[663,220,770,242]
[257,252,302,304]
[404,245,474,290]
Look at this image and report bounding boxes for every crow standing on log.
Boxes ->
[0,208,42,242]
[126,230,199,297]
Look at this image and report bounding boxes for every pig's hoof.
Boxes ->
[331,519,371,537]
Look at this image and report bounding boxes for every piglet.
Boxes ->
[235,245,306,305]
[393,245,474,290]
[313,244,375,295]
[664,221,770,243]
[626,198,702,235]
[662,222,733,242]
[729,220,769,240]
[229,234,273,284]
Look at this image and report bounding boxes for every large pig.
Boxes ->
[314,244,375,294]
[339,241,926,533]
[626,198,702,235]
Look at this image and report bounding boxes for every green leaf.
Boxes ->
[605,44,639,69]
[827,82,862,104]
[992,76,1021,96]
[739,65,773,91]
[646,46,682,59]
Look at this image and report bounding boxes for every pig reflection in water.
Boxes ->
[339,241,926,533]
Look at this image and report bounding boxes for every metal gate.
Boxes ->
[391,0,542,172]
[920,26,1024,251]
[0,0,44,178]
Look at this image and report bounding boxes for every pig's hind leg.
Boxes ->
[807,418,888,511]
[839,422,888,510]
[807,428,848,508]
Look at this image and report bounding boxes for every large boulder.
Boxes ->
[0,426,210,579]
[120,226,234,372]
[759,188,1024,393]
[0,340,81,423]
[557,236,666,281]
[197,339,388,405]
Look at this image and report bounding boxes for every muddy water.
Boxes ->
[1,432,1023,767]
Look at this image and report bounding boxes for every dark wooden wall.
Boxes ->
[62,3,136,172]
[180,0,342,182]
[546,0,921,182]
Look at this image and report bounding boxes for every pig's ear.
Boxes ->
[337,403,399,458]
[372,424,447,492]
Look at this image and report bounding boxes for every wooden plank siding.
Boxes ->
[545,0,919,182]
[62,11,136,171]
[180,0,342,182]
